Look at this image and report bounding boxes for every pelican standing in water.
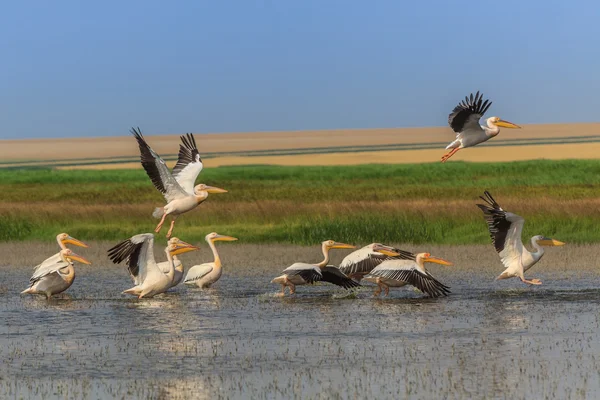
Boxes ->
[364,251,452,298]
[271,240,360,296]
[184,232,238,288]
[131,128,227,238]
[21,249,92,299]
[107,233,199,298]
[477,191,565,285]
[338,243,414,282]
[442,91,521,162]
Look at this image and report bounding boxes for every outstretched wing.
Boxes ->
[448,91,492,133]
[282,263,323,284]
[339,244,415,277]
[107,233,156,284]
[130,127,187,203]
[477,190,525,270]
[321,266,361,289]
[183,263,213,284]
[368,260,451,298]
[172,133,203,195]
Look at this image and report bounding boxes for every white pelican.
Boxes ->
[131,128,227,238]
[271,240,360,296]
[55,233,89,250]
[107,233,199,298]
[477,191,565,285]
[442,91,521,162]
[364,252,452,297]
[338,243,413,282]
[21,249,92,299]
[183,232,238,288]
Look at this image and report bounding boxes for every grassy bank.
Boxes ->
[1,160,600,245]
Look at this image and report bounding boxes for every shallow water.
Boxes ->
[2,264,600,399]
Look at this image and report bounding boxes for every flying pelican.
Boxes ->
[107,233,199,298]
[338,243,414,282]
[131,128,227,238]
[363,252,452,297]
[442,91,521,162]
[184,232,238,288]
[55,233,89,250]
[21,249,92,299]
[271,240,360,296]
[477,191,565,285]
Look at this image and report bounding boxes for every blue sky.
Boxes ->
[1,0,599,139]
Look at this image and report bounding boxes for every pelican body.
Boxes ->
[338,243,414,282]
[364,252,452,298]
[107,233,198,298]
[131,128,227,238]
[442,91,521,162]
[271,240,360,296]
[477,191,565,285]
[21,249,92,299]
[184,233,238,288]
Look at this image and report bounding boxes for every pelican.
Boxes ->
[107,233,199,298]
[55,233,89,250]
[477,191,565,285]
[183,232,238,288]
[442,91,521,162]
[338,243,414,282]
[271,240,360,296]
[364,252,452,297]
[21,249,92,299]
[131,128,227,238]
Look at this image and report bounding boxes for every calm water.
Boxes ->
[1,265,600,399]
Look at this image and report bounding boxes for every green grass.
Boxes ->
[2,160,600,245]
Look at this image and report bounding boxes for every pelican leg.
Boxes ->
[383,284,390,297]
[441,148,460,163]
[155,213,167,233]
[373,278,384,297]
[166,220,176,239]
[520,276,542,285]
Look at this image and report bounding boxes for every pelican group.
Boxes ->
[184,232,238,288]
[477,191,565,285]
[131,128,227,238]
[442,91,521,162]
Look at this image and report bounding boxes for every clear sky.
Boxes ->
[2,0,599,139]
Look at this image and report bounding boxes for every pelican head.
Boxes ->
[60,249,92,265]
[168,239,200,255]
[535,236,565,247]
[56,233,89,248]
[322,240,356,250]
[194,184,228,195]
[488,116,521,129]
[417,252,453,266]
[206,232,238,242]
[371,243,400,257]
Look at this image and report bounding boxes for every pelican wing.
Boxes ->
[321,266,361,289]
[130,127,187,203]
[29,254,69,284]
[107,233,156,284]
[339,244,415,276]
[368,260,451,298]
[477,191,525,270]
[172,133,203,195]
[448,91,492,133]
[183,263,214,283]
[282,263,323,284]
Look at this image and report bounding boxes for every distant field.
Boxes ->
[2,160,600,245]
[2,123,600,168]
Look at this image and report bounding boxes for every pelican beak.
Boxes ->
[205,186,228,194]
[62,236,89,248]
[373,244,400,257]
[331,242,356,250]
[537,238,565,246]
[495,119,521,129]
[214,235,238,242]
[67,252,92,265]
[423,256,453,266]
[171,243,200,255]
